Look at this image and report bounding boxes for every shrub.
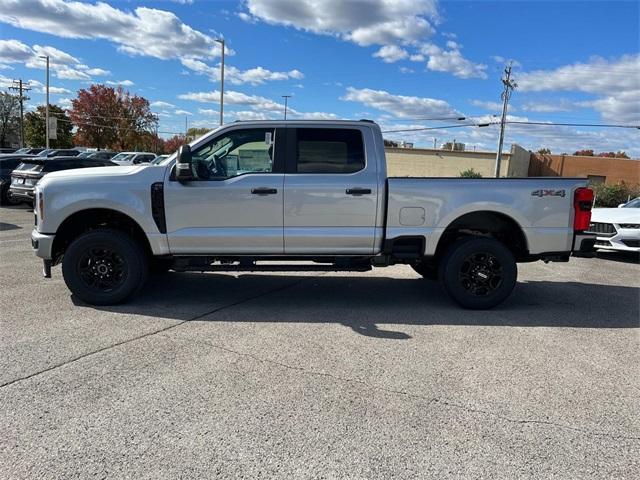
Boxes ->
[591,182,640,207]
[460,168,483,178]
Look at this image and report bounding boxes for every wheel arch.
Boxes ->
[51,208,153,264]
[433,210,529,261]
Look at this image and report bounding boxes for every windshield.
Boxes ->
[36,149,52,157]
[111,153,134,162]
[14,148,30,154]
[15,162,44,173]
[622,198,640,208]
[151,155,168,165]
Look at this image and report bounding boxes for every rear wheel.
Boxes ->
[62,229,148,305]
[439,237,517,309]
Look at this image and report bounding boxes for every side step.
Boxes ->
[172,259,373,273]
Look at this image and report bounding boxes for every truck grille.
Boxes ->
[587,222,616,237]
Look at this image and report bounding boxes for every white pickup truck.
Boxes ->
[32,120,596,309]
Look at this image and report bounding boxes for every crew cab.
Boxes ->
[32,121,595,309]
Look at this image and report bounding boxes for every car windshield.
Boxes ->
[151,155,168,165]
[622,198,640,208]
[77,152,93,158]
[111,153,133,162]
[14,148,30,154]
[15,162,44,173]
[36,149,52,157]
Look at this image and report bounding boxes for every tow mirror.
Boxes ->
[175,145,193,181]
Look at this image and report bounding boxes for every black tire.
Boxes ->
[439,237,517,309]
[411,260,438,280]
[62,229,148,305]
[0,185,21,206]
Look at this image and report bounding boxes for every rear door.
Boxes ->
[164,126,285,254]
[283,127,378,254]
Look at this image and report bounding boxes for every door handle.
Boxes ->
[346,188,372,195]
[251,187,278,195]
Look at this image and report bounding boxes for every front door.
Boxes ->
[164,127,285,254]
[283,127,379,254]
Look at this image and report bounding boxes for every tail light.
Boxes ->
[573,187,593,231]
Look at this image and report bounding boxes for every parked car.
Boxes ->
[1,155,36,205]
[17,147,45,155]
[40,149,81,158]
[32,120,596,308]
[110,151,157,165]
[10,156,116,203]
[151,155,169,164]
[0,147,17,153]
[588,198,640,253]
[87,151,117,161]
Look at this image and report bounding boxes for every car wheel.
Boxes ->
[440,237,517,309]
[0,186,21,206]
[62,229,148,305]
[411,259,438,280]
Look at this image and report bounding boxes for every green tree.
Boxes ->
[0,92,20,148]
[186,127,211,142]
[460,168,483,178]
[592,182,640,207]
[24,105,74,148]
[537,148,551,154]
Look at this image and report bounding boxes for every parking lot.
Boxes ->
[1,204,639,479]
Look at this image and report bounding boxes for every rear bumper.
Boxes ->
[31,229,54,260]
[572,233,597,258]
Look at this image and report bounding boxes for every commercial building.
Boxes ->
[528,153,639,185]
[385,144,531,177]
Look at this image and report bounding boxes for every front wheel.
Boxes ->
[440,237,517,309]
[62,229,148,305]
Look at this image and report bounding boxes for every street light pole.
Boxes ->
[215,38,225,126]
[39,55,50,148]
[282,95,291,120]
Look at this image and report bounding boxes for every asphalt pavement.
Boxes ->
[1,205,639,479]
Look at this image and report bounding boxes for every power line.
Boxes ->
[505,120,640,129]
[381,123,489,133]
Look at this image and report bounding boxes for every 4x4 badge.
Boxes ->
[531,189,566,197]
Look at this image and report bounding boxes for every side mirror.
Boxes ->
[618,203,625,208]
[175,145,193,181]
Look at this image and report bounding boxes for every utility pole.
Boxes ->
[433,138,437,149]
[39,55,50,148]
[185,115,188,139]
[282,95,291,120]
[494,63,517,177]
[8,79,31,148]
[215,38,225,126]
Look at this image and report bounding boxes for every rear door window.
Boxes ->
[293,128,365,174]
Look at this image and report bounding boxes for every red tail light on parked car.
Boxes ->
[573,187,594,231]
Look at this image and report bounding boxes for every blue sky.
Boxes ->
[1,0,639,155]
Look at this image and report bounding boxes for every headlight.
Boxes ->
[619,224,640,229]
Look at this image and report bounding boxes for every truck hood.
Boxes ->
[590,208,640,224]
[38,164,167,190]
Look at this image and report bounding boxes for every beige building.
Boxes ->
[385,144,531,178]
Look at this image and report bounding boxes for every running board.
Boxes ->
[172,260,372,273]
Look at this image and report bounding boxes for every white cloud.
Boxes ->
[151,101,176,108]
[175,109,193,116]
[106,80,135,87]
[578,90,640,123]
[243,0,438,46]
[520,101,574,113]
[181,58,304,85]
[342,87,460,118]
[518,55,640,95]
[399,67,414,74]
[0,39,109,81]
[373,45,409,63]
[0,0,225,61]
[420,42,487,79]
[518,54,640,123]
[469,99,505,111]
[198,108,219,116]
[409,54,425,62]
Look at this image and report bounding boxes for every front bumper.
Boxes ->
[594,228,640,252]
[31,229,55,260]
[10,185,35,200]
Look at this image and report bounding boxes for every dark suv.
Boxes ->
[9,156,116,203]
[1,155,35,205]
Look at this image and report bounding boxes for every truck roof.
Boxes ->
[230,119,379,127]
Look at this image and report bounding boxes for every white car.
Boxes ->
[589,198,640,252]
[110,152,157,166]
